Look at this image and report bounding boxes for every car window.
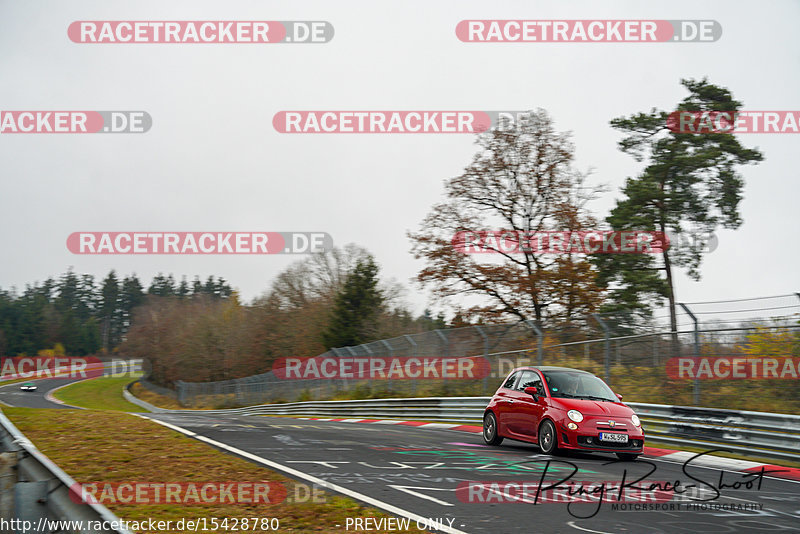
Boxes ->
[542,371,616,401]
[502,372,518,389]
[515,370,543,393]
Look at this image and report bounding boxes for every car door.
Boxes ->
[493,371,520,434]
[508,370,546,438]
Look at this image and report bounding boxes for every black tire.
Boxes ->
[483,412,504,445]
[616,453,640,461]
[538,420,558,455]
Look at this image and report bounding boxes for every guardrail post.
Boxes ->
[679,303,700,406]
[591,314,611,386]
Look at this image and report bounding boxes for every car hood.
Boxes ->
[549,397,634,416]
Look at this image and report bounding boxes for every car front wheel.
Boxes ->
[483,412,504,445]
[538,420,558,455]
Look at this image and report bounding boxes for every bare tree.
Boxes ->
[409,109,605,326]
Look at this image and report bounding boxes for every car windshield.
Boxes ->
[542,371,617,401]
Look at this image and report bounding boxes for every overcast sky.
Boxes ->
[1,0,798,317]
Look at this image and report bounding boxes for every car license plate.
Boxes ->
[599,432,628,443]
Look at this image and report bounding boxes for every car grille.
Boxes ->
[578,436,643,449]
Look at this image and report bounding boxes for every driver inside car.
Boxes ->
[563,376,580,396]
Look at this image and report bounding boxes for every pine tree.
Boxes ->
[322,257,385,349]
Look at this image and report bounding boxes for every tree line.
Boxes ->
[0,270,233,357]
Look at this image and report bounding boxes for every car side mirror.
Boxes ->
[616,393,623,401]
[524,387,540,400]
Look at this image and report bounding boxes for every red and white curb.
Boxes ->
[293,416,800,482]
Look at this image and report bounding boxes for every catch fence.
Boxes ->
[173,294,800,412]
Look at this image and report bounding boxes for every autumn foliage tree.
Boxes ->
[409,110,605,327]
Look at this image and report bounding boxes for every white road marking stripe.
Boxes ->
[387,485,454,506]
[567,521,616,534]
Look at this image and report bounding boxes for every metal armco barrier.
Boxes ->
[149,396,800,462]
[0,412,133,534]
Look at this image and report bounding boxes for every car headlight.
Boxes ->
[567,410,583,422]
[567,422,578,430]
[631,414,641,427]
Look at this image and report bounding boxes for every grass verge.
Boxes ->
[3,408,426,533]
[129,382,184,410]
[53,376,147,412]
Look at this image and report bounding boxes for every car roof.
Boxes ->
[510,366,593,374]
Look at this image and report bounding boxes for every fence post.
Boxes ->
[404,335,418,356]
[591,314,611,386]
[653,335,660,366]
[175,380,185,406]
[404,335,419,394]
[435,329,449,395]
[331,347,346,396]
[435,329,449,356]
[380,340,394,395]
[475,325,489,394]
[679,303,700,405]
[525,320,544,366]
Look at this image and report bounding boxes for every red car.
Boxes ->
[482,366,644,460]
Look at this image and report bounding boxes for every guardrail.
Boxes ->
[0,411,133,534]
[148,396,800,462]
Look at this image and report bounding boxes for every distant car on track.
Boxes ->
[20,382,37,392]
[483,366,644,461]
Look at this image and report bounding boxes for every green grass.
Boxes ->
[53,376,146,412]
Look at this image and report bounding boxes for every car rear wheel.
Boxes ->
[538,420,558,455]
[483,412,504,445]
[616,453,640,461]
